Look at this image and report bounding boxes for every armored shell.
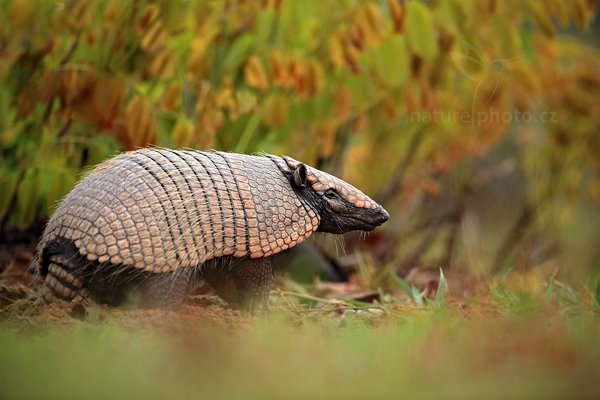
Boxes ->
[39,149,321,273]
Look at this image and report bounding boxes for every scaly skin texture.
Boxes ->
[38,149,389,309]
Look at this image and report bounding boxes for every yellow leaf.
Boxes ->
[328,33,345,68]
[172,117,195,148]
[102,0,122,24]
[290,59,307,98]
[138,4,160,32]
[315,121,336,159]
[186,17,219,79]
[68,0,92,30]
[342,38,362,74]
[305,58,324,98]
[333,85,352,121]
[161,82,182,112]
[141,20,166,53]
[88,75,125,130]
[262,93,289,129]
[149,48,175,80]
[547,0,571,28]
[244,56,269,90]
[9,0,35,30]
[570,0,594,28]
[124,97,157,149]
[388,0,406,33]
[197,109,223,148]
[383,95,397,123]
[358,4,386,46]
[527,0,555,38]
[236,90,258,115]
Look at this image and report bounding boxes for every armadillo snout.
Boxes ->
[375,206,390,225]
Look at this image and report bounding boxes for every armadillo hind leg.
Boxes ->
[204,258,273,312]
[135,267,195,309]
[42,240,87,303]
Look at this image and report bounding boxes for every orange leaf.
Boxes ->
[305,59,324,98]
[141,20,166,53]
[244,56,269,90]
[161,82,182,112]
[333,85,352,121]
[328,33,345,68]
[124,97,157,149]
[358,3,386,46]
[388,0,406,33]
[149,48,175,80]
[262,94,289,128]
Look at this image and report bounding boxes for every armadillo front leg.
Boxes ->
[137,267,195,309]
[204,258,273,312]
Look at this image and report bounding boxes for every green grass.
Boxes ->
[1,279,599,399]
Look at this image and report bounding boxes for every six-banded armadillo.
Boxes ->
[37,149,389,309]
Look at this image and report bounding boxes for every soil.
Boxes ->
[0,235,485,332]
[0,242,253,333]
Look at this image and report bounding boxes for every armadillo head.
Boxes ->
[282,156,389,234]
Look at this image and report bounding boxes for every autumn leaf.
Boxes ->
[124,97,158,149]
[149,48,175,80]
[141,20,167,53]
[262,93,289,128]
[244,56,269,90]
[171,116,195,148]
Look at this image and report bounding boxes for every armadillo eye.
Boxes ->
[324,189,339,200]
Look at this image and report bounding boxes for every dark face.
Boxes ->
[286,158,389,234]
[315,188,389,233]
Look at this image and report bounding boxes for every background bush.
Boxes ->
[0,0,598,280]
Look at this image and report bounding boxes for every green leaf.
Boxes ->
[14,168,39,230]
[256,9,276,46]
[406,1,438,61]
[43,167,77,217]
[493,15,520,57]
[0,168,19,221]
[435,268,448,305]
[411,286,424,306]
[390,272,412,295]
[595,281,600,308]
[87,136,118,167]
[277,0,316,47]
[234,111,262,154]
[223,34,255,71]
[344,299,374,308]
[372,35,409,88]
[435,0,465,36]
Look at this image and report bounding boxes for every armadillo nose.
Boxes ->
[377,207,390,224]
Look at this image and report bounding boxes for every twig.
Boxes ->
[277,290,344,305]
[60,33,81,66]
[57,117,74,138]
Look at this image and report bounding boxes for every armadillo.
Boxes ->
[37,149,389,309]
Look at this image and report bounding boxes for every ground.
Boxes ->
[1,244,599,399]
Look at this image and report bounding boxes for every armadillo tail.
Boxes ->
[43,254,85,302]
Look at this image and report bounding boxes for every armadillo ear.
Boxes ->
[293,163,307,188]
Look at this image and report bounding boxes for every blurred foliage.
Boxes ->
[1,275,600,399]
[0,0,598,277]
